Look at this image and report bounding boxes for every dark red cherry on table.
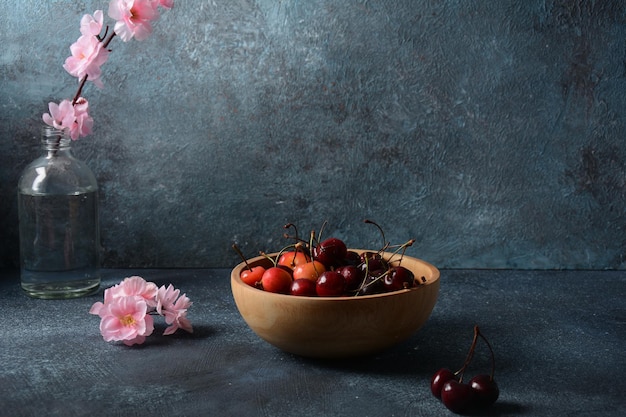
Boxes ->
[430,325,499,414]
[441,380,474,414]
[430,368,456,399]
[316,271,346,297]
[469,374,499,408]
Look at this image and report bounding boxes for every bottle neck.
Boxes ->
[41,126,72,153]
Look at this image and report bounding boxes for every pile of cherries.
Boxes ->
[234,221,423,297]
[431,325,500,414]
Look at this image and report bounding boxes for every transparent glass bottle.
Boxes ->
[18,126,101,298]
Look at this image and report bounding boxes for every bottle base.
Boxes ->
[21,279,100,299]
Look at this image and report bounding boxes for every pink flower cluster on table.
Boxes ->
[90,276,192,346]
[43,0,174,140]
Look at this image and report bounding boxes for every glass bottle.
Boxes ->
[18,125,101,299]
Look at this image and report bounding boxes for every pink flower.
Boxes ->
[63,34,110,88]
[70,97,93,140]
[155,283,179,315]
[42,98,93,140]
[42,100,76,131]
[89,301,105,316]
[106,276,159,307]
[96,296,155,345]
[90,277,192,345]
[156,284,193,335]
[109,0,160,42]
[80,10,104,36]
[158,0,174,10]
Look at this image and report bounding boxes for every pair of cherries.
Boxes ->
[430,325,499,414]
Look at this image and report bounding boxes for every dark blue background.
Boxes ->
[1,1,625,269]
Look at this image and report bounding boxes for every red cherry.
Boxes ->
[261,267,293,294]
[356,274,385,295]
[277,250,311,269]
[344,250,362,266]
[292,260,326,281]
[313,237,347,268]
[335,265,364,292]
[430,368,456,399]
[359,251,387,272]
[441,380,474,414]
[469,374,499,408]
[290,278,317,296]
[240,265,265,287]
[316,271,346,297]
[383,266,415,291]
[276,264,294,277]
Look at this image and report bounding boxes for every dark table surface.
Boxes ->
[1,268,624,417]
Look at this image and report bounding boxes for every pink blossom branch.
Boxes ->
[72,76,89,105]
[102,29,116,49]
[44,1,174,140]
[71,30,115,105]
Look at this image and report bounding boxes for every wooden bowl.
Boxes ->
[231,249,440,358]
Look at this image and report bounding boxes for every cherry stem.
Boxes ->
[309,230,316,253]
[258,251,278,266]
[283,223,299,241]
[477,328,497,380]
[317,220,328,243]
[455,325,480,383]
[386,238,415,266]
[364,219,388,252]
[232,244,252,271]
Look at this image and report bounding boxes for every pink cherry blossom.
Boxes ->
[106,276,159,307]
[70,97,93,140]
[122,334,149,346]
[156,284,193,335]
[63,34,110,88]
[158,0,174,10]
[155,283,179,315]
[89,301,105,316]
[42,98,93,140]
[90,277,192,345]
[109,0,160,42]
[42,100,76,131]
[97,296,155,344]
[164,299,193,335]
[80,10,104,36]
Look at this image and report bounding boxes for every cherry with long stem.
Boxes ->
[469,327,499,408]
[430,324,499,412]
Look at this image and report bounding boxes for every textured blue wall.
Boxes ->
[1,1,625,269]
